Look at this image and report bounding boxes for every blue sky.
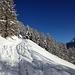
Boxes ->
[14,0,75,43]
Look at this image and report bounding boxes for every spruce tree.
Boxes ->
[0,0,19,38]
[25,25,31,39]
[46,33,51,51]
[33,30,40,44]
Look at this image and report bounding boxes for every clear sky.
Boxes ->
[14,0,75,43]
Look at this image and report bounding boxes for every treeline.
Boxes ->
[18,22,75,64]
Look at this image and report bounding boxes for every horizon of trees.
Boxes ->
[18,23,75,64]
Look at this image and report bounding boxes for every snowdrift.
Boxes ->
[0,36,75,75]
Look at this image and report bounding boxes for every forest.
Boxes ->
[17,22,75,64]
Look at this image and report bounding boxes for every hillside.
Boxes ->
[71,37,75,42]
[0,36,75,75]
[66,42,75,49]
[66,37,75,49]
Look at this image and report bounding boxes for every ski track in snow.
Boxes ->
[0,36,75,75]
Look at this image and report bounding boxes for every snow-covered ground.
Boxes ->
[0,36,75,75]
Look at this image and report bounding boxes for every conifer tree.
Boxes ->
[33,29,40,44]
[46,33,51,51]
[0,0,19,38]
[39,32,45,48]
[25,25,31,39]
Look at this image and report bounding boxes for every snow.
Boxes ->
[0,20,16,25]
[0,36,75,75]
[0,20,6,22]
[71,37,75,42]
[27,39,75,69]
[10,21,16,25]
[0,36,22,66]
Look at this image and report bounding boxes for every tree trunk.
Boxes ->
[4,9,8,38]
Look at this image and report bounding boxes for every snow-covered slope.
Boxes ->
[66,37,75,49]
[0,36,75,75]
[71,37,75,42]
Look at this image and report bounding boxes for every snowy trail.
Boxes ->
[16,39,75,69]
[0,36,75,75]
[21,39,75,69]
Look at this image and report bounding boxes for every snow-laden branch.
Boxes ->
[0,20,6,22]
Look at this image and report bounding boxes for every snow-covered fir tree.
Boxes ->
[25,25,31,39]
[0,0,19,38]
